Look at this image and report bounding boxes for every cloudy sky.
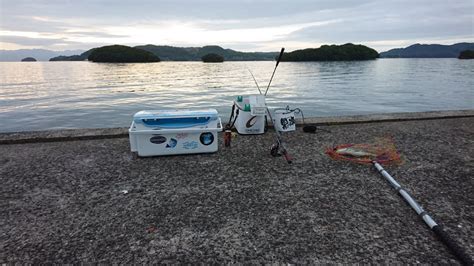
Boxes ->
[0,0,472,52]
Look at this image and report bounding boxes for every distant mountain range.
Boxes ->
[379,42,474,58]
[47,45,278,61]
[49,49,94,61]
[136,45,277,61]
[2,42,473,62]
[0,49,84,61]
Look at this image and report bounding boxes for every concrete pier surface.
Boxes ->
[1,111,473,264]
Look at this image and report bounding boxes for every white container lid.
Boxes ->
[133,109,218,120]
[132,109,219,129]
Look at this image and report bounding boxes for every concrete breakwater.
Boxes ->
[0,110,473,263]
[1,110,472,144]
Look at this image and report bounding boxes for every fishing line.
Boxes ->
[248,69,262,95]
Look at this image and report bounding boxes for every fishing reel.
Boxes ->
[270,141,292,163]
[270,142,281,157]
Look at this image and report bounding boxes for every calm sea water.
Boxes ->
[0,59,472,133]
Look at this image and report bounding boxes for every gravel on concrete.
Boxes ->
[0,115,473,264]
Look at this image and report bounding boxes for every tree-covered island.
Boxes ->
[280,43,379,61]
[201,53,224,62]
[87,45,160,63]
[458,50,474,59]
[21,57,37,62]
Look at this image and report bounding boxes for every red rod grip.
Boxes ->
[283,150,292,164]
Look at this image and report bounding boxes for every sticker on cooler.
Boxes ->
[200,132,214,145]
[183,141,198,150]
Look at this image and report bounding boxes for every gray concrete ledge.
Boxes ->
[0,127,128,145]
[1,116,472,263]
[302,109,474,125]
[1,110,473,145]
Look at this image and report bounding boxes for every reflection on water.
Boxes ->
[0,59,473,132]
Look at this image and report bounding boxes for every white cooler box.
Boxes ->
[129,109,222,157]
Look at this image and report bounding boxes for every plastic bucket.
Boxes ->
[273,109,296,132]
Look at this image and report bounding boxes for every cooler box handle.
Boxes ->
[140,117,213,128]
[130,118,222,134]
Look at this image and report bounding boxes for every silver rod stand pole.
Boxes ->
[372,161,472,265]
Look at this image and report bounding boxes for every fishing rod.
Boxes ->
[264,48,285,96]
[249,48,292,164]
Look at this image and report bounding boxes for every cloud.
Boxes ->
[285,0,474,51]
[94,19,342,48]
[60,30,129,39]
[2,0,368,21]
[0,0,473,51]
[0,35,68,46]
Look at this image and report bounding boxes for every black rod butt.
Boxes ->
[276,47,285,67]
[432,225,473,265]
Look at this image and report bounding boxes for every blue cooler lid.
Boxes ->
[133,109,218,129]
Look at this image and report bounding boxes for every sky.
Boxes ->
[0,0,473,52]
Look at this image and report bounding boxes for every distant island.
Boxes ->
[88,45,160,63]
[202,53,224,63]
[280,43,379,61]
[380,42,474,58]
[458,50,474,59]
[21,57,37,62]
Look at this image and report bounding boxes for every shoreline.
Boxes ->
[1,110,473,145]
